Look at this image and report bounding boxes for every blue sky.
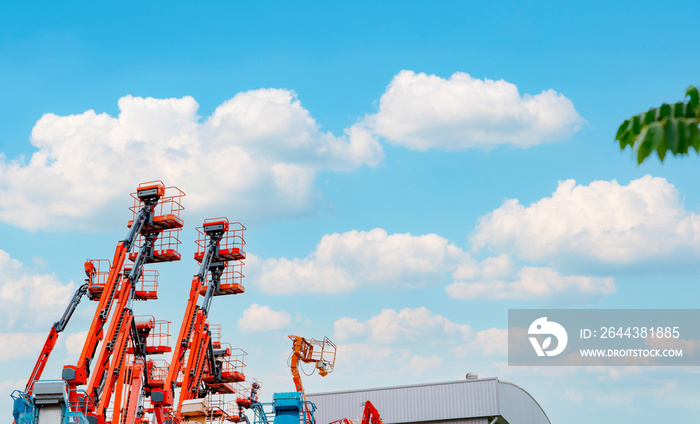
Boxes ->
[2,1,700,423]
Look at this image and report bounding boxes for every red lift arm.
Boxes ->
[361,401,382,424]
[329,401,382,424]
[24,283,89,394]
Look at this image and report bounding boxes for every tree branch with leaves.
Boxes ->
[616,86,700,164]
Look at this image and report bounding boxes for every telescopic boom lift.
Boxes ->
[151,218,247,424]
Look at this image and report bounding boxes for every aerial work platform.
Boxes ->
[194,218,246,262]
[128,229,182,263]
[127,182,185,232]
[199,262,245,296]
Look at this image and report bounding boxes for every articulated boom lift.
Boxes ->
[361,402,382,424]
[288,336,336,400]
[252,336,335,424]
[23,283,90,395]
[329,401,382,424]
[151,218,248,424]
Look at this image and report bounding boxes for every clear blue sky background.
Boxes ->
[2,1,700,423]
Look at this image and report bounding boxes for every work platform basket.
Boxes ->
[199,261,245,296]
[128,181,185,232]
[85,259,112,300]
[194,218,246,262]
[205,394,241,423]
[128,316,171,355]
[146,358,170,389]
[234,379,261,409]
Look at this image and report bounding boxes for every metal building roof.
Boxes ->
[306,378,550,424]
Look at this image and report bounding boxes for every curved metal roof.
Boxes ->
[306,378,550,424]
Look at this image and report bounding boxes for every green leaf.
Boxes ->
[655,127,668,161]
[616,119,631,145]
[673,102,685,118]
[659,103,672,120]
[664,119,679,154]
[643,108,657,125]
[632,114,641,134]
[677,120,688,154]
[636,129,652,164]
[687,86,699,109]
[690,123,700,153]
[617,85,700,163]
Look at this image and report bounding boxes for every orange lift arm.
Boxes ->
[25,283,89,394]
[152,218,245,423]
[88,229,169,420]
[88,275,135,418]
[157,274,203,408]
[177,317,212,408]
[64,243,127,386]
[288,337,307,395]
[115,358,146,424]
[63,184,166,389]
[288,336,336,400]
[63,182,184,424]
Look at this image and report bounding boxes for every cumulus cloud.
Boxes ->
[364,70,583,151]
[334,307,471,344]
[334,343,445,379]
[446,266,615,301]
[451,328,509,357]
[253,228,615,302]
[238,304,291,333]
[255,229,467,294]
[0,333,46,361]
[0,250,76,329]
[64,331,89,357]
[406,355,443,374]
[0,91,384,230]
[333,310,500,380]
[334,343,410,374]
[471,175,700,266]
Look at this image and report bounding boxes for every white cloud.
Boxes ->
[406,355,443,374]
[238,304,291,333]
[253,228,615,302]
[334,307,471,344]
[0,250,76,329]
[471,175,700,266]
[451,328,509,357]
[446,266,615,301]
[364,70,583,151]
[451,254,515,280]
[0,333,45,361]
[334,343,442,378]
[64,331,88,357]
[334,343,410,374]
[0,379,27,396]
[0,91,383,231]
[254,228,467,295]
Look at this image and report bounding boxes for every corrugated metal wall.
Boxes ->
[306,379,500,424]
